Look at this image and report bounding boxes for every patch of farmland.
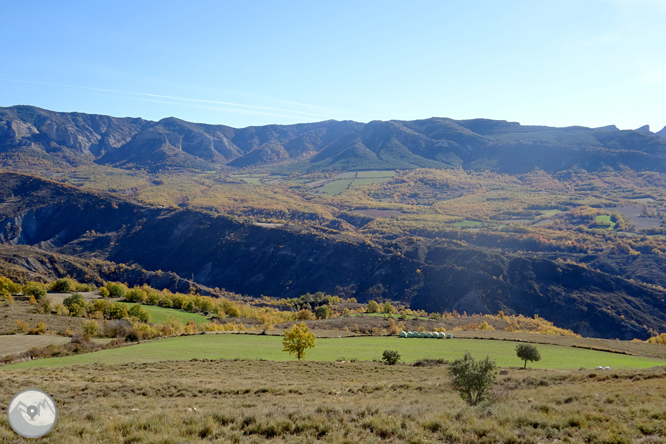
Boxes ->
[4,334,665,370]
[317,179,354,195]
[356,170,396,178]
[0,334,70,357]
[115,302,210,325]
[604,205,662,229]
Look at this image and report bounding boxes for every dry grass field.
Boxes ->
[1,360,665,443]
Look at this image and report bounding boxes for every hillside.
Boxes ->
[3,105,666,173]
[1,172,665,339]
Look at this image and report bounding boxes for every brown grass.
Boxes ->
[0,360,665,443]
[0,297,88,335]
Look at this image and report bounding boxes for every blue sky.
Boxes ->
[1,0,665,131]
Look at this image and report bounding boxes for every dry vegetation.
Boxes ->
[1,360,665,443]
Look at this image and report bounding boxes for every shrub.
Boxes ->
[646,333,666,345]
[99,287,110,298]
[74,282,93,292]
[106,302,129,320]
[1,277,20,300]
[295,309,315,321]
[54,304,69,316]
[224,302,241,318]
[184,300,197,312]
[37,296,52,314]
[103,319,132,338]
[382,301,395,315]
[382,350,400,365]
[15,319,29,333]
[27,322,47,335]
[63,293,87,316]
[82,320,99,337]
[315,305,330,320]
[125,287,147,303]
[146,292,161,306]
[128,304,151,323]
[449,352,497,406]
[282,322,316,360]
[516,344,541,369]
[479,321,495,331]
[51,278,73,293]
[106,282,127,299]
[22,282,47,300]
[367,300,380,313]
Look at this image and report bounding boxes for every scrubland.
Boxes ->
[1,360,666,443]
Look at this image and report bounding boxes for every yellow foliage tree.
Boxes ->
[282,322,316,360]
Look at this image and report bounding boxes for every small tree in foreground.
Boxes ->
[282,322,316,360]
[382,349,400,365]
[449,352,497,406]
[516,344,541,369]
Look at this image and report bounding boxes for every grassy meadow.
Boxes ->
[4,334,665,370]
[115,302,210,325]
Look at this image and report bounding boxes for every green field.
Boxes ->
[4,334,664,370]
[356,170,396,178]
[595,214,616,229]
[452,220,485,228]
[116,302,210,325]
[317,179,354,195]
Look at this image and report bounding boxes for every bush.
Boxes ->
[106,302,129,320]
[1,277,21,299]
[382,350,400,365]
[315,305,330,320]
[22,282,47,300]
[63,293,87,316]
[128,304,151,323]
[516,344,541,369]
[146,292,161,306]
[103,319,132,338]
[37,295,52,314]
[106,282,127,299]
[99,287,110,298]
[449,352,497,406]
[82,320,99,337]
[367,300,380,313]
[125,287,147,303]
[15,319,29,333]
[295,309,315,321]
[51,278,73,293]
[27,322,47,335]
[382,301,395,315]
[54,304,69,316]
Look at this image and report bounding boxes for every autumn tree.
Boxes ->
[282,322,316,360]
[367,300,380,313]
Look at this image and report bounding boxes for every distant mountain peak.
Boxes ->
[594,125,619,131]
[657,126,666,140]
[636,125,651,134]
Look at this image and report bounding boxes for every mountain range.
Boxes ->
[2,105,666,173]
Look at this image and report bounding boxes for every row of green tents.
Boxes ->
[399,331,453,339]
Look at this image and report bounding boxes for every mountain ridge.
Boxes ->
[3,105,666,173]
